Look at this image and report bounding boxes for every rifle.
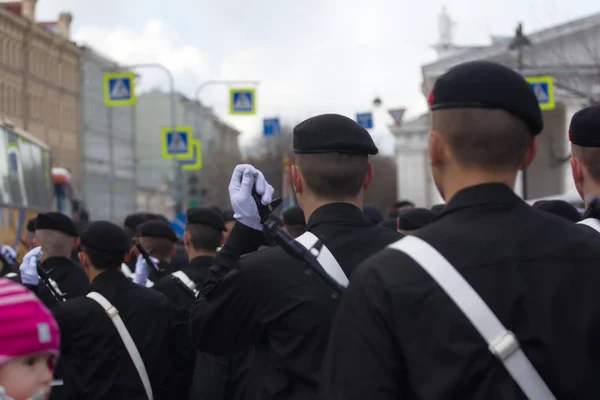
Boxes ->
[36,260,66,303]
[251,188,345,298]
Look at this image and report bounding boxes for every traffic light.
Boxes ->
[187,174,200,205]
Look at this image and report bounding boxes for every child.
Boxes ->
[0,278,60,400]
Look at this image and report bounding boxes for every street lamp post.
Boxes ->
[189,80,259,207]
[509,23,532,200]
[105,63,181,214]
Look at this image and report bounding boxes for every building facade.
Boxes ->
[135,90,241,217]
[0,0,82,187]
[79,47,136,223]
[393,9,600,206]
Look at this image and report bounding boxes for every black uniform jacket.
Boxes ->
[52,269,192,400]
[322,183,600,400]
[148,260,172,283]
[38,256,89,308]
[153,255,212,311]
[190,203,403,400]
[154,256,253,400]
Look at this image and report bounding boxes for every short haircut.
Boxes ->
[82,247,124,270]
[295,153,368,199]
[35,229,73,258]
[139,237,174,260]
[431,108,532,171]
[285,225,307,238]
[185,224,222,251]
[572,144,600,182]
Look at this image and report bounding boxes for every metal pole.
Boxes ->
[104,63,179,214]
[518,48,528,201]
[191,80,259,207]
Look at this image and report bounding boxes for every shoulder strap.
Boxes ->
[87,292,153,400]
[577,218,600,232]
[47,277,65,298]
[295,231,349,288]
[121,263,133,278]
[172,270,197,292]
[388,236,556,400]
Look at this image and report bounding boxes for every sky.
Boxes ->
[36,0,599,155]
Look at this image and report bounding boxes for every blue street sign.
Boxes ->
[161,127,193,159]
[525,76,555,110]
[103,72,136,106]
[356,112,373,129]
[263,118,281,136]
[230,88,256,115]
[171,213,186,237]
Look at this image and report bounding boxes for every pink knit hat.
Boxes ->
[0,278,60,367]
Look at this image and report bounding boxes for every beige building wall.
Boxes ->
[0,1,81,188]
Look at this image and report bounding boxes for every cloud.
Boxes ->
[73,19,213,92]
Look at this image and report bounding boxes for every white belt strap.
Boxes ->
[121,263,133,278]
[577,218,600,233]
[388,236,556,400]
[172,270,197,291]
[87,292,153,400]
[48,277,65,297]
[295,231,349,288]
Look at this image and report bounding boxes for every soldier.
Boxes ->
[153,207,225,310]
[190,113,403,400]
[280,206,306,238]
[19,212,88,309]
[132,220,178,286]
[568,104,600,230]
[51,220,192,398]
[322,60,600,399]
[121,213,149,278]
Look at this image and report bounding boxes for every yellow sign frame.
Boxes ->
[161,126,194,160]
[180,139,203,171]
[229,88,256,115]
[525,76,555,111]
[103,72,137,107]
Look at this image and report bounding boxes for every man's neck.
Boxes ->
[187,249,216,261]
[441,168,517,203]
[301,197,363,223]
[583,184,600,208]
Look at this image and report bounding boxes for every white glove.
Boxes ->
[228,164,275,231]
[0,245,17,265]
[19,246,42,286]
[133,255,158,286]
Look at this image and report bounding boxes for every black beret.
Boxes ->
[124,213,148,230]
[393,200,415,209]
[533,200,581,223]
[138,220,177,242]
[81,221,132,254]
[569,105,600,147]
[429,60,543,135]
[222,208,235,222]
[293,114,378,155]
[26,218,37,232]
[363,205,384,225]
[398,208,437,231]
[144,213,170,224]
[35,212,78,237]
[186,207,226,231]
[281,206,305,226]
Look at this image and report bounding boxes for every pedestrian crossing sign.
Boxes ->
[230,88,256,115]
[161,127,194,160]
[179,139,203,171]
[525,76,555,111]
[103,72,137,106]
